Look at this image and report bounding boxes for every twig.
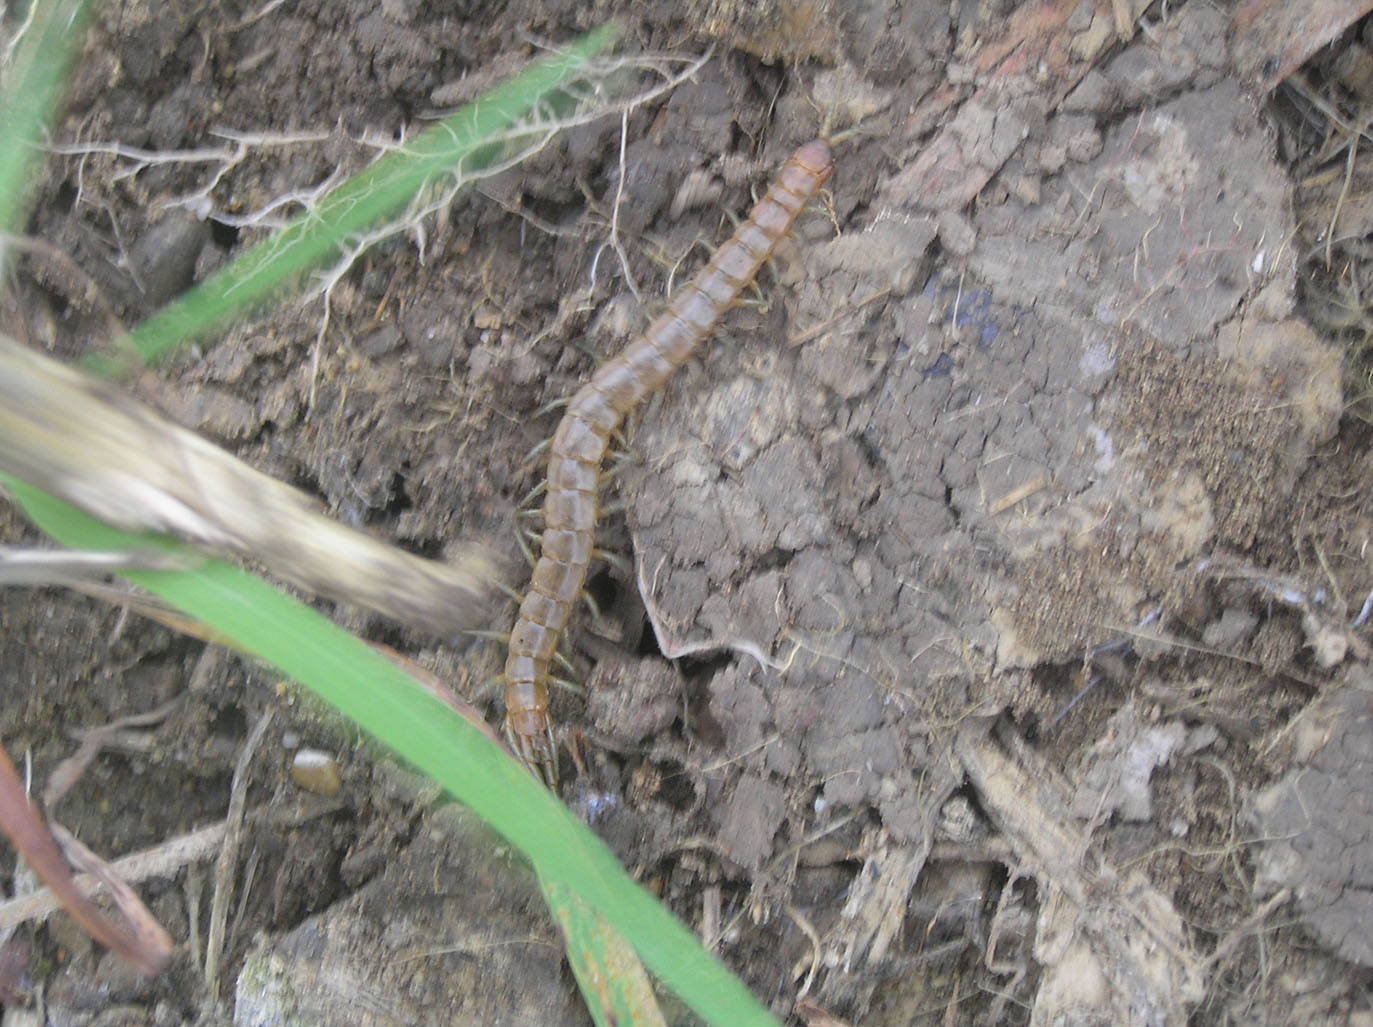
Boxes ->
[45,697,182,808]
[0,545,194,586]
[786,903,823,1000]
[786,287,890,348]
[1325,124,1359,271]
[1201,888,1292,971]
[49,823,175,975]
[203,708,273,990]
[0,797,341,930]
[0,744,170,973]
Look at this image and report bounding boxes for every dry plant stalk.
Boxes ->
[0,333,499,635]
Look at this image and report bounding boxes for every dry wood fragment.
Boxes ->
[956,723,1204,1027]
[1232,0,1373,94]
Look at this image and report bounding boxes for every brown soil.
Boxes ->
[3,1,1373,1024]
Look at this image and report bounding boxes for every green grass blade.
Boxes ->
[119,23,616,366]
[7,478,779,1027]
[545,878,668,1027]
[0,0,93,244]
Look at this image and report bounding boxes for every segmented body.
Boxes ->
[505,138,835,787]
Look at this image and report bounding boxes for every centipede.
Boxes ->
[505,137,835,788]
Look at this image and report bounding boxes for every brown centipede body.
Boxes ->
[505,138,835,788]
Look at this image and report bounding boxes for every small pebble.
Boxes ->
[290,749,342,797]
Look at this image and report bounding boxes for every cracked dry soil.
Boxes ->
[3,1,1373,1025]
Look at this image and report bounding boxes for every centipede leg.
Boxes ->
[514,529,536,567]
[591,548,631,577]
[549,673,585,697]
[597,497,629,517]
[490,580,523,604]
[579,589,605,622]
[519,436,552,471]
[532,396,571,419]
[516,480,548,510]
